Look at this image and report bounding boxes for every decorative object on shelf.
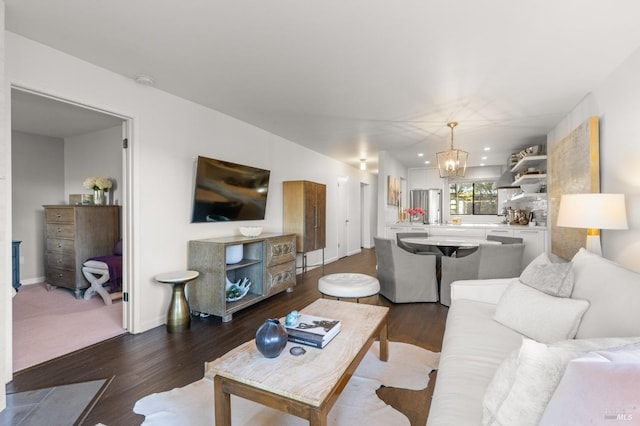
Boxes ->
[556,193,628,256]
[255,318,288,358]
[437,121,468,178]
[225,276,251,302]
[83,177,112,205]
[285,310,300,327]
[239,226,263,237]
[225,244,243,264]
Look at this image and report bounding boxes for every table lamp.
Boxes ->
[556,193,628,256]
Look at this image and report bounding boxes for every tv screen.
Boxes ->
[191,156,271,222]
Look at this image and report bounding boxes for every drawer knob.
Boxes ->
[56,213,62,218]
[57,259,62,264]
[57,243,63,248]
[57,273,63,278]
[57,228,62,233]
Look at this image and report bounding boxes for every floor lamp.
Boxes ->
[556,193,629,256]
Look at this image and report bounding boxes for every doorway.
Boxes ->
[9,87,131,372]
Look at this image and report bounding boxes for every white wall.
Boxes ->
[1,1,7,406]
[547,46,640,272]
[65,125,123,206]
[11,131,65,281]
[4,32,377,338]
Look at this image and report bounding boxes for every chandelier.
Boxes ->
[437,121,468,178]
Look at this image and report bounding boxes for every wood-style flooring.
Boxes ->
[6,248,449,425]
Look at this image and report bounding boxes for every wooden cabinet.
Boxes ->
[283,180,326,253]
[43,205,120,298]
[188,233,296,322]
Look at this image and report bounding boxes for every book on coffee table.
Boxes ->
[286,314,341,348]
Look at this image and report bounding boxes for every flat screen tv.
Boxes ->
[191,156,271,222]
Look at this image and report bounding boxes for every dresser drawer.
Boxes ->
[45,208,75,223]
[46,252,75,270]
[265,236,296,267]
[46,223,75,239]
[46,238,75,254]
[46,267,79,288]
[265,262,296,293]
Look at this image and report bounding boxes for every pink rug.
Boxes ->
[12,283,125,372]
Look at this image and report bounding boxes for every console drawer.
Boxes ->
[266,262,296,294]
[265,235,296,267]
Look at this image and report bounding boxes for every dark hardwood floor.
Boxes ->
[7,248,448,425]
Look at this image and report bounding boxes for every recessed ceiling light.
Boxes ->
[134,74,155,85]
[424,160,430,164]
[418,153,424,157]
[482,156,487,160]
[484,147,491,151]
[480,163,486,166]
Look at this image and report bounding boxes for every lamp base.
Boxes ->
[585,233,602,256]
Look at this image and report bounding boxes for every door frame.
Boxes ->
[6,85,134,375]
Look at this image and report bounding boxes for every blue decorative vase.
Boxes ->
[255,319,288,358]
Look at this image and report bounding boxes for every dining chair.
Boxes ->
[439,243,525,306]
[374,237,439,303]
[395,232,441,255]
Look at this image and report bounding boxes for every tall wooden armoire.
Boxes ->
[283,180,326,273]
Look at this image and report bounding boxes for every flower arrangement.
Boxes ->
[406,207,425,216]
[83,177,112,192]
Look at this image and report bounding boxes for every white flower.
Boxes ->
[83,177,112,191]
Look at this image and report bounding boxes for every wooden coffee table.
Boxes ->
[205,298,389,425]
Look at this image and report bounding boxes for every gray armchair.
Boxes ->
[439,243,525,306]
[374,237,439,303]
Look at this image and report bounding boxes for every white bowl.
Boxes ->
[520,183,541,193]
[226,244,243,264]
[239,226,262,237]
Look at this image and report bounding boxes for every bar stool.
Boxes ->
[154,270,199,333]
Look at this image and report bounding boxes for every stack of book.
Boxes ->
[285,314,341,348]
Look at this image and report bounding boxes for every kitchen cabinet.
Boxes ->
[188,233,296,322]
[485,227,546,271]
[44,205,120,298]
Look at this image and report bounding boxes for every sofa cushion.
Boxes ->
[493,281,590,343]
[519,253,574,297]
[426,299,523,426]
[570,249,640,338]
[482,337,640,426]
[539,352,640,425]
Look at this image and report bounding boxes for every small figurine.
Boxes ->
[285,310,299,327]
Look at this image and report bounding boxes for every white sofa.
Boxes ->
[427,248,640,426]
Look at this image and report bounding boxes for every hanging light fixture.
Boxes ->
[437,121,469,178]
[360,158,367,170]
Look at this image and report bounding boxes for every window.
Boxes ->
[449,181,497,215]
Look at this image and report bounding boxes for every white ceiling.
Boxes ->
[7,1,640,173]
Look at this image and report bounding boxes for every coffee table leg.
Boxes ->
[214,376,231,426]
[379,320,389,362]
[309,410,328,426]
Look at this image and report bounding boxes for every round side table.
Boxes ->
[154,270,199,333]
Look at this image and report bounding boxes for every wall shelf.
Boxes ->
[510,155,547,173]
[512,173,546,186]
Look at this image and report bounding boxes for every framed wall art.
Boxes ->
[549,116,600,260]
[387,175,400,206]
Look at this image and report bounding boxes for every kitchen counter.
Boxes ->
[387,222,547,230]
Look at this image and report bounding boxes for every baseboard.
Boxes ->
[20,277,46,286]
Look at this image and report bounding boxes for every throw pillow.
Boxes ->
[519,262,574,297]
[539,355,640,425]
[570,248,640,338]
[493,281,589,343]
[483,337,640,426]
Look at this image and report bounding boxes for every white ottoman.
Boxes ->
[318,273,380,302]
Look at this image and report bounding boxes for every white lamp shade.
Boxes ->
[556,193,628,230]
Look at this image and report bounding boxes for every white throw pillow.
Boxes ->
[570,248,640,338]
[519,255,574,297]
[483,337,640,426]
[539,354,640,425]
[493,281,589,343]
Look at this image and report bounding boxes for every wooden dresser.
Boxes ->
[44,205,120,298]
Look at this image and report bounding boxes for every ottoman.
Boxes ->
[318,273,380,303]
